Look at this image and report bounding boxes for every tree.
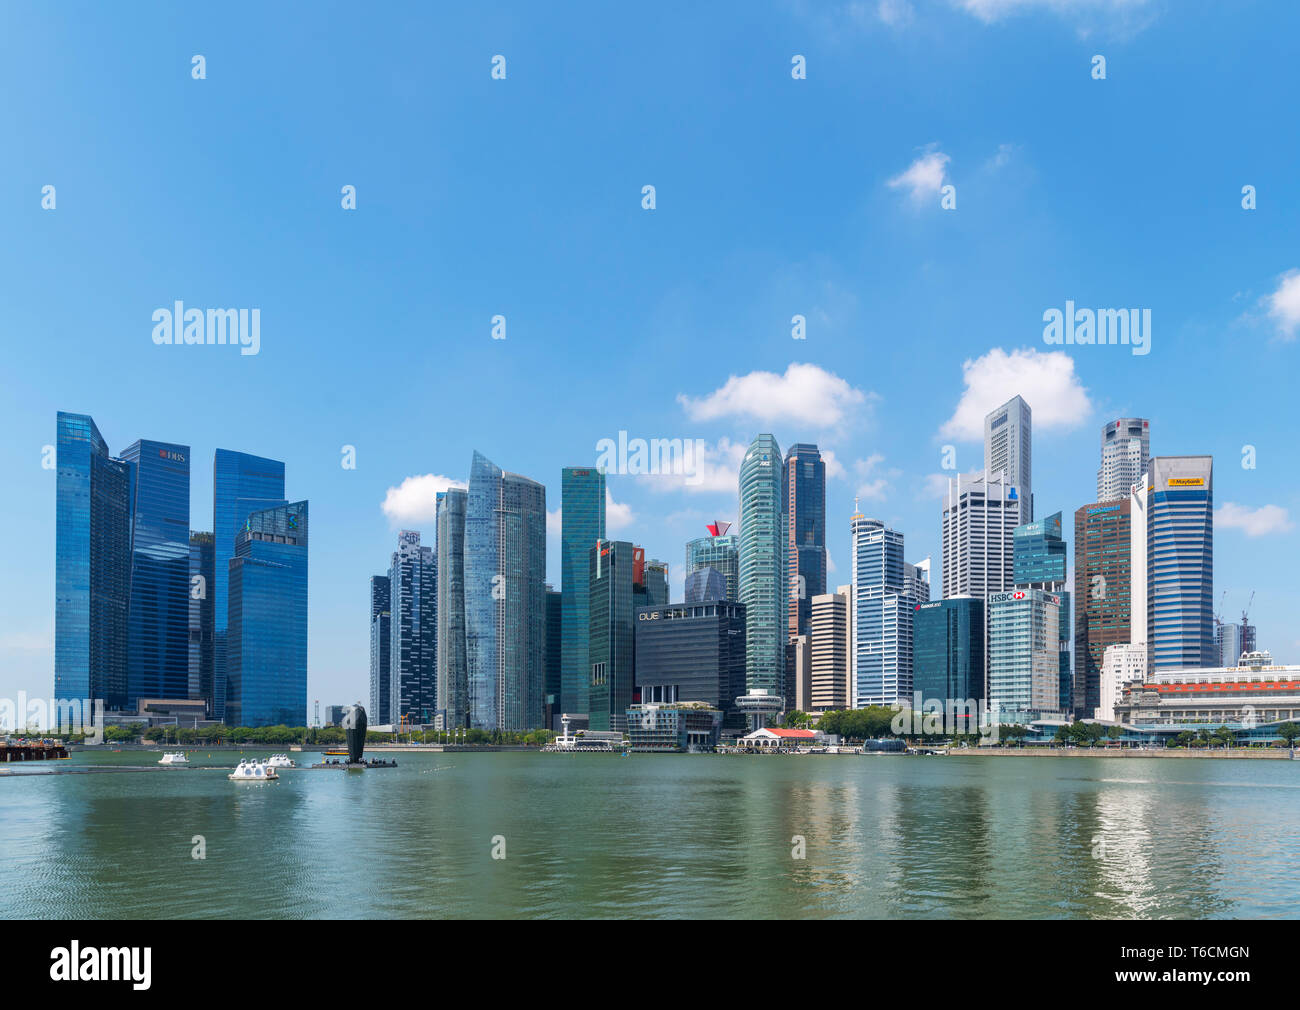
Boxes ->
[1277,723,1300,746]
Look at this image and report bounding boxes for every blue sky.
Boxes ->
[3,0,1298,710]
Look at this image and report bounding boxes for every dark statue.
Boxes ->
[341,704,367,764]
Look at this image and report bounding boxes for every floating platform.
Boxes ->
[1,742,69,762]
[312,758,398,769]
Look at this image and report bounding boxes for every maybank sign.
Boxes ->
[1087,505,1120,516]
[1167,477,1205,487]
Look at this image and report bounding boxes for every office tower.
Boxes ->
[1145,456,1214,671]
[435,488,469,729]
[685,528,740,602]
[851,513,920,707]
[1013,512,1066,589]
[634,599,746,721]
[913,597,985,720]
[906,559,931,603]
[1097,643,1147,721]
[55,412,131,711]
[685,566,727,604]
[213,449,286,721]
[786,635,812,712]
[188,532,215,713]
[984,395,1033,524]
[988,588,1061,718]
[588,540,636,732]
[1073,500,1133,719]
[369,575,391,723]
[388,530,437,727]
[809,589,851,712]
[118,439,191,707]
[1129,473,1150,656]
[1098,417,1151,502]
[1217,622,1254,667]
[560,467,605,717]
[545,585,562,729]
[226,501,308,727]
[940,472,1019,599]
[465,451,547,731]
[739,434,785,696]
[643,559,669,607]
[784,444,827,643]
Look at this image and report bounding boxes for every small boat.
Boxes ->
[228,760,278,782]
[266,753,295,769]
[159,751,188,765]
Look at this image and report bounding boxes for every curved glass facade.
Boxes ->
[685,534,738,602]
[739,434,785,696]
[436,488,469,728]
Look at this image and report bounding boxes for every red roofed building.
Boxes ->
[739,727,821,750]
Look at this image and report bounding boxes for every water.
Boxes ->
[3,750,1298,918]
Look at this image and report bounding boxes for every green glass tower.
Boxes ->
[739,434,785,697]
[561,467,605,716]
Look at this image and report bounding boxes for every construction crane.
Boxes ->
[1214,589,1228,628]
[1242,590,1255,624]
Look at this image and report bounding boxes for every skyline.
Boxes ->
[4,1,1300,715]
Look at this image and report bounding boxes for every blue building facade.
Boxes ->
[739,435,785,697]
[436,488,469,728]
[560,466,605,717]
[784,443,827,641]
[686,534,739,602]
[588,540,636,732]
[388,530,437,726]
[188,531,215,713]
[227,501,308,727]
[1146,457,1214,672]
[912,598,985,716]
[369,574,391,724]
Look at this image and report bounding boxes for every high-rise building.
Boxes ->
[739,435,785,697]
[1097,642,1147,721]
[913,597,985,718]
[560,467,605,717]
[368,575,391,723]
[1073,500,1133,719]
[465,451,547,731]
[809,588,851,712]
[545,585,562,729]
[988,588,1061,718]
[685,566,727,604]
[984,395,1033,524]
[1144,456,1214,672]
[786,634,812,712]
[685,528,739,602]
[188,531,215,713]
[634,599,746,721]
[588,539,636,732]
[643,558,669,608]
[55,412,131,711]
[388,529,437,727]
[1098,418,1151,502]
[226,501,308,727]
[851,513,921,707]
[213,449,286,721]
[784,444,827,643]
[118,439,191,708]
[906,559,932,605]
[435,488,469,729]
[940,472,1020,599]
[1217,621,1256,667]
[1129,473,1150,658]
[1014,511,1070,714]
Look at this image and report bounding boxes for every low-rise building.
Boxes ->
[625,702,722,752]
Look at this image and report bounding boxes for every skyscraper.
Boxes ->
[213,449,286,721]
[369,574,391,723]
[544,585,562,729]
[784,443,826,643]
[1073,500,1133,719]
[940,471,1019,600]
[643,558,669,607]
[851,513,921,707]
[465,451,547,731]
[810,588,851,712]
[913,597,985,716]
[1013,511,1070,715]
[188,531,215,713]
[119,439,191,707]
[1145,456,1214,672]
[988,588,1062,718]
[55,412,130,711]
[685,566,727,604]
[436,488,469,729]
[226,500,308,727]
[739,434,785,697]
[984,395,1033,524]
[685,528,739,602]
[1098,417,1151,502]
[588,539,636,732]
[560,467,605,717]
[388,529,437,727]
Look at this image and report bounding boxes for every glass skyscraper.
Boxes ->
[465,451,547,731]
[685,533,739,602]
[369,574,392,723]
[913,597,985,714]
[988,588,1061,717]
[1013,512,1067,587]
[784,443,826,642]
[560,467,605,716]
[588,539,636,732]
[1145,456,1214,672]
[1073,500,1133,719]
[226,500,308,727]
[388,530,437,726]
[188,531,215,713]
[851,513,918,707]
[739,434,785,697]
[213,449,286,721]
[119,439,191,707]
[544,585,562,728]
[436,488,469,728]
[685,567,727,604]
[55,412,130,710]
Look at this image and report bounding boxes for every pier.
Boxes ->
[1,740,69,762]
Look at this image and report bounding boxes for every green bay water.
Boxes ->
[3,750,1299,919]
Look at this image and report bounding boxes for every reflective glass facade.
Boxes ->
[635,601,746,720]
[545,586,562,726]
[685,567,726,603]
[739,435,785,696]
[588,540,636,732]
[436,488,469,728]
[227,501,308,727]
[988,589,1061,717]
[913,598,984,712]
[369,574,391,722]
[852,515,915,707]
[560,467,605,716]
[388,530,437,726]
[1073,500,1132,718]
[55,412,130,709]
[188,531,215,713]
[1013,511,1066,587]
[213,449,285,721]
[119,439,191,707]
[784,443,826,641]
[1146,457,1214,671]
[685,535,739,602]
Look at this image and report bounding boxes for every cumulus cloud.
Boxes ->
[1266,269,1300,339]
[605,489,635,532]
[381,473,467,525]
[677,363,870,428]
[639,437,748,496]
[546,508,562,538]
[822,449,847,481]
[1216,503,1294,538]
[853,453,900,503]
[918,473,953,502]
[887,148,950,204]
[939,347,1092,441]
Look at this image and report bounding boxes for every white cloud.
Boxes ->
[853,453,900,503]
[987,143,1015,169]
[939,347,1092,441]
[876,0,915,27]
[547,507,562,538]
[887,148,950,204]
[1266,269,1300,340]
[606,489,635,532]
[1216,503,1294,538]
[380,474,467,525]
[677,363,870,428]
[918,473,952,502]
[955,0,1151,26]
[640,437,748,496]
[822,449,847,480]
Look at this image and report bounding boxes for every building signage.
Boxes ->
[1167,477,1205,487]
[1087,505,1120,515]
